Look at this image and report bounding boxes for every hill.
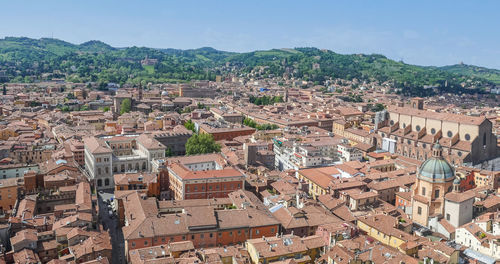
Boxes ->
[0,37,497,95]
[440,63,500,85]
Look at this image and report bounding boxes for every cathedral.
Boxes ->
[410,141,474,237]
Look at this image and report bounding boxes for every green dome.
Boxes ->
[418,157,454,182]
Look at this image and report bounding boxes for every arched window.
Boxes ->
[416,125,421,131]
[142,162,147,170]
[97,168,101,175]
[97,179,102,187]
[105,178,110,186]
[431,128,436,135]
[483,133,487,146]
[447,131,453,138]
[465,134,470,141]
[135,163,140,170]
[121,164,125,172]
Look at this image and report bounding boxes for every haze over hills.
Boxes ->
[0,37,498,96]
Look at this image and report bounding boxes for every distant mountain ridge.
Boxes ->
[0,37,498,95]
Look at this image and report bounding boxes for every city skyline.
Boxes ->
[1,0,499,69]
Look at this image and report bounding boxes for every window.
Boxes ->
[229,231,233,236]
[416,125,421,131]
[209,233,213,238]
[435,189,440,198]
[105,178,110,186]
[191,235,195,239]
[403,123,406,128]
[131,242,136,247]
[447,131,453,137]
[465,134,471,141]
[446,214,450,221]
[255,230,260,235]
[421,187,426,196]
[200,234,204,238]
[218,232,222,237]
[161,237,166,242]
[431,128,436,135]
[483,133,487,146]
[390,120,394,126]
[271,228,275,233]
[458,151,462,157]
[144,241,148,246]
[417,206,422,215]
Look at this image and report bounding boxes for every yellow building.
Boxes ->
[297,167,340,199]
[357,214,418,256]
[0,178,21,214]
[246,235,325,264]
[0,128,17,140]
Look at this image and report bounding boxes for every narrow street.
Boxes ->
[98,191,125,264]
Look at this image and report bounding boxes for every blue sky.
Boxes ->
[1,0,499,69]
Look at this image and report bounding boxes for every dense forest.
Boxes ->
[0,37,498,96]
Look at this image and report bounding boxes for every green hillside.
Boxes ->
[0,37,496,95]
[440,63,500,85]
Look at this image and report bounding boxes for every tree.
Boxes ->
[165,147,174,157]
[102,106,110,112]
[2,84,6,95]
[184,120,195,132]
[120,98,131,115]
[371,103,386,112]
[185,134,221,155]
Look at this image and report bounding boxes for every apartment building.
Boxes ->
[165,154,245,200]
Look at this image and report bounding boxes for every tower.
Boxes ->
[410,97,424,110]
[138,83,143,100]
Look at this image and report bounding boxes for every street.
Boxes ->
[98,191,125,264]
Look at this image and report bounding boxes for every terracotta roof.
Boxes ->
[387,106,487,126]
[13,249,40,264]
[444,190,475,203]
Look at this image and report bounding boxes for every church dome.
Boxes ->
[418,141,454,182]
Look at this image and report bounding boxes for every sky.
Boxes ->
[0,0,499,69]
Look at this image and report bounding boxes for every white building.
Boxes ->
[455,221,500,260]
[0,164,38,179]
[84,134,166,189]
[273,139,337,171]
[337,143,363,162]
